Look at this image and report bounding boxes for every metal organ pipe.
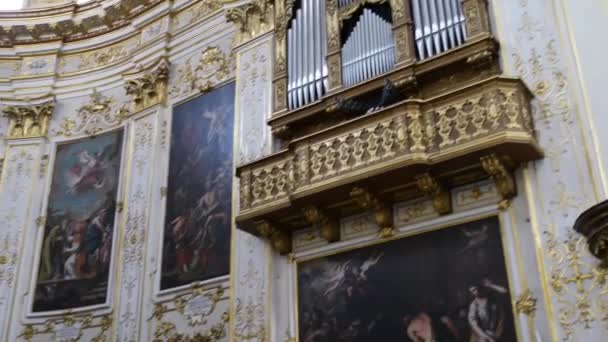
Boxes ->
[341,8,395,87]
[287,0,328,110]
[412,0,467,60]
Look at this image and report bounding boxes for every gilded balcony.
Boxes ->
[236,76,543,252]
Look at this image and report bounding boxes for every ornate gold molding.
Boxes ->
[226,0,274,46]
[350,187,394,238]
[461,0,491,40]
[416,173,452,215]
[2,99,54,139]
[18,313,112,342]
[480,154,516,209]
[170,46,233,98]
[124,58,169,113]
[0,0,163,46]
[153,311,229,342]
[236,77,540,238]
[302,205,340,243]
[255,220,291,254]
[515,288,537,318]
[53,89,128,137]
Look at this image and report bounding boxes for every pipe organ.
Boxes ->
[411,0,467,59]
[287,0,329,110]
[284,0,471,111]
[341,8,395,87]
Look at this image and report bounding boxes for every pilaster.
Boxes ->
[0,99,51,339]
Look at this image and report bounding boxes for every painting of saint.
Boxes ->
[161,83,235,290]
[297,216,517,342]
[33,130,124,312]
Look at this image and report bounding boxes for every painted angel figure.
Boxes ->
[66,144,115,194]
[323,251,384,299]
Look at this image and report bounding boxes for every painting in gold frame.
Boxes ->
[297,216,517,342]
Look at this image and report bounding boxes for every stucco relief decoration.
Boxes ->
[237,44,270,164]
[52,90,129,137]
[2,100,54,139]
[21,56,56,76]
[0,146,39,339]
[504,0,602,338]
[116,115,156,341]
[18,314,112,342]
[0,148,36,287]
[59,36,141,74]
[545,232,608,340]
[173,0,222,31]
[141,17,169,45]
[170,46,234,99]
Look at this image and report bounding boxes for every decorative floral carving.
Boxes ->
[234,298,266,342]
[173,0,222,31]
[515,288,538,318]
[152,311,229,342]
[18,314,112,342]
[52,90,128,137]
[170,46,233,99]
[545,232,608,340]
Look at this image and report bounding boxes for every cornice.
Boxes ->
[0,0,164,46]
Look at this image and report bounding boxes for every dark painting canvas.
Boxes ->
[34,130,124,312]
[298,216,517,342]
[161,83,235,290]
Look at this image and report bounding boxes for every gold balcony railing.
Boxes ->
[236,76,543,252]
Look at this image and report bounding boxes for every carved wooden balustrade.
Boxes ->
[236,76,543,253]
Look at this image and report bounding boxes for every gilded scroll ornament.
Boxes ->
[415,173,452,215]
[124,59,169,113]
[18,314,112,342]
[3,100,54,139]
[53,90,128,137]
[153,312,229,342]
[170,46,233,98]
[545,232,608,340]
[515,288,537,318]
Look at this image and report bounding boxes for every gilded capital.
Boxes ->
[226,0,274,46]
[2,98,54,139]
[124,58,169,113]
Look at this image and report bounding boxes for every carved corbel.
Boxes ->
[2,98,54,139]
[350,187,394,238]
[255,220,292,254]
[415,173,452,215]
[461,0,491,41]
[226,0,274,46]
[124,58,169,113]
[302,205,340,243]
[480,154,516,209]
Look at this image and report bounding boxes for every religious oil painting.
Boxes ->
[298,216,517,342]
[161,82,235,290]
[33,130,124,312]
